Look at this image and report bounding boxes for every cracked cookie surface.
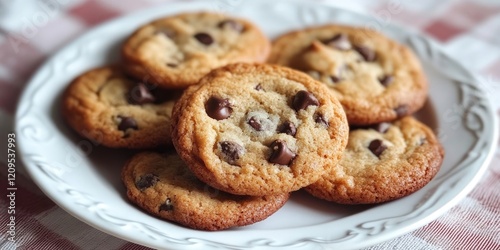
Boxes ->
[121,151,289,231]
[122,12,270,89]
[305,116,444,204]
[62,66,179,148]
[171,63,349,196]
[268,25,428,125]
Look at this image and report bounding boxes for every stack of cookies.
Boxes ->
[62,12,444,231]
[268,25,444,204]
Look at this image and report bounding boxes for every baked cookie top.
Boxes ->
[171,63,349,196]
[122,12,271,89]
[62,65,179,148]
[121,151,290,231]
[268,24,428,125]
[305,116,444,204]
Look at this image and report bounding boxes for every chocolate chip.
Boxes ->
[368,139,387,158]
[206,96,232,120]
[136,174,159,191]
[379,75,393,87]
[255,84,263,91]
[329,65,346,84]
[220,141,244,164]
[118,116,138,131]
[194,32,213,45]
[218,20,244,32]
[354,45,376,62]
[323,33,351,50]
[246,111,276,132]
[268,140,296,165]
[129,83,155,104]
[419,137,427,146]
[278,121,297,136]
[248,116,262,131]
[292,90,319,111]
[159,198,174,211]
[371,122,390,133]
[330,75,341,83]
[315,114,328,127]
[166,63,178,68]
[394,105,408,118]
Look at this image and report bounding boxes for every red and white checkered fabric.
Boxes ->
[1,0,499,249]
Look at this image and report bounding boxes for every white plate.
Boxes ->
[16,0,498,249]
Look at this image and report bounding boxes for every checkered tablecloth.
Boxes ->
[1,0,499,249]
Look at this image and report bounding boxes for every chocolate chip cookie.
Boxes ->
[122,12,270,89]
[62,65,180,148]
[121,151,289,230]
[171,63,349,196]
[305,116,444,204]
[268,25,428,125]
